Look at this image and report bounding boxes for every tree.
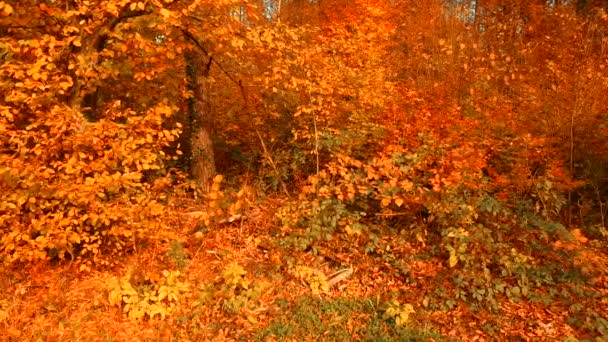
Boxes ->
[0,0,390,264]
[0,0,267,265]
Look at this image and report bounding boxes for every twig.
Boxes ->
[309,87,320,175]
[255,128,291,198]
[182,27,291,198]
[192,242,205,261]
[595,186,606,229]
[375,212,410,217]
[327,268,354,288]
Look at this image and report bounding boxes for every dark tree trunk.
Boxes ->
[577,0,589,13]
[185,52,216,192]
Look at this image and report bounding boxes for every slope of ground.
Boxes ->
[1,195,606,341]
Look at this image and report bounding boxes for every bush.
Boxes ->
[0,104,181,267]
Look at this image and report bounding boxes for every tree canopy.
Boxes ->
[1,0,607,340]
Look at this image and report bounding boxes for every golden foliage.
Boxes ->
[108,269,190,321]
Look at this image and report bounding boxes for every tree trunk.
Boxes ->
[472,0,479,28]
[576,0,590,13]
[185,52,216,192]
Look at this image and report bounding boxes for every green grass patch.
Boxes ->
[255,296,445,341]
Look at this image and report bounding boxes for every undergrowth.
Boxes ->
[255,296,443,342]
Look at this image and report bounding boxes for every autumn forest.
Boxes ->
[1,0,608,340]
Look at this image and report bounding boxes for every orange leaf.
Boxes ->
[381,197,391,207]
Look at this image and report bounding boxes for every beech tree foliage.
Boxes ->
[0,0,259,265]
[1,0,608,339]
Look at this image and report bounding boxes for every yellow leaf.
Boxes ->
[108,289,122,306]
[159,8,172,18]
[572,229,589,244]
[394,197,404,207]
[59,81,72,90]
[448,251,458,268]
[344,225,361,236]
[68,233,81,244]
[401,180,414,191]
[137,2,145,10]
[395,304,415,326]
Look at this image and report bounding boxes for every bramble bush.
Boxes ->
[278,134,581,311]
[274,1,608,316]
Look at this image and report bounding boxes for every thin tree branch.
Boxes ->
[181,27,291,197]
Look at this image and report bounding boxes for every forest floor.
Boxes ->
[1,196,607,342]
